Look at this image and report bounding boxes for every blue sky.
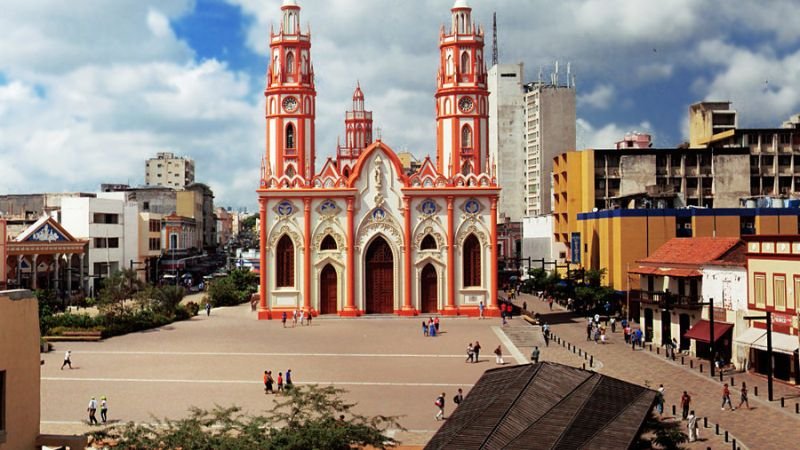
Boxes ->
[2,0,800,210]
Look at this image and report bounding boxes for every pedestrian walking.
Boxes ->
[687,410,699,442]
[655,385,665,416]
[434,393,445,420]
[205,302,211,316]
[292,309,298,327]
[623,325,631,344]
[465,343,474,363]
[473,341,481,362]
[610,317,616,333]
[631,333,637,351]
[494,345,505,365]
[428,321,436,337]
[586,322,592,341]
[543,330,550,347]
[263,370,270,393]
[100,396,108,423]
[299,309,305,326]
[266,371,274,394]
[307,312,312,326]
[738,382,750,409]
[282,311,287,328]
[285,369,293,391]
[522,301,527,312]
[453,388,464,408]
[721,383,735,410]
[434,316,440,332]
[680,391,691,420]
[531,346,540,364]
[61,350,73,370]
[87,397,99,425]
[277,372,284,393]
[478,301,485,319]
[548,297,554,310]
[423,320,429,336]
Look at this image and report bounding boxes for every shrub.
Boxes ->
[184,301,200,316]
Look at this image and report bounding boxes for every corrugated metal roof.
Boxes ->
[425,363,656,450]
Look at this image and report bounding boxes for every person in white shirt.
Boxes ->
[61,350,72,370]
[100,396,109,423]
[87,397,99,425]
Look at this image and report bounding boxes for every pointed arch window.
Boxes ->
[321,235,337,250]
[286,52,295,74]
[285,164,296,178]
[286,123,295,149]
[463,234,481,287]
[421,235,437,250]
[276,235,295,287]
[461,161,472,176]
[461,125,473,152]
[461,51,470,74]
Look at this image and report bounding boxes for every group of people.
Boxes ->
[465,341,482,362]
[434,388,464,421]
[586,317,609,345]
[87,396,109,425]
[422,317,441,336]
[263,369,293,394]
[622,320,645,350]
[281,309,313,328]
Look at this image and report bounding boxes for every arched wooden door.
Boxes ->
[365,237,394,314]
[420,263,438,313]
[319,264,337,315]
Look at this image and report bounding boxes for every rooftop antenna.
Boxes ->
[566,62,571,88]
[492,12,498,66]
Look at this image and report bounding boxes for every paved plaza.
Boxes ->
[40,306,519,445]
[41,296,800,448]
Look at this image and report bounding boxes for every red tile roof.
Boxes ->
[637,237,743,266]
[628,266,701,277]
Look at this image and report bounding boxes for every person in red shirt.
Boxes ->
[277,372,284,393]
[721,383,734,411]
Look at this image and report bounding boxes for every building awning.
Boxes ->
[734,328,800,355]
[683,320,734,343]
[628,266,701,278]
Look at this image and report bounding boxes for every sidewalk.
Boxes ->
[513,292,800,450]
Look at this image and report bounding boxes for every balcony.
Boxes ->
[639,291,703,309]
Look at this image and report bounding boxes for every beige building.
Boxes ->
[690,101,800,197]
[145,152,195,188]
[138,212,163,282]
[0,290,86,449]
[523,79,576,217]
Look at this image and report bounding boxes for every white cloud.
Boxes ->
[576,118,654,149]
[636,63,673,81]
[147,8,174,39]
[578,84,615,110]
[693,39,800,127]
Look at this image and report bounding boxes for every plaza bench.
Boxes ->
[43,331,103,342]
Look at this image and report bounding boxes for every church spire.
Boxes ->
[337,83,373,176]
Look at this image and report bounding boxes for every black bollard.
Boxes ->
[700,364,703,373]
[703,417,708,428]
[731,376,734,386]
[681,356,685,365]
[657,347,660,355]
[732,439,737,450]
[690,360,694,369]
[719,371,723,382]
[754,386,758,396]
[672,404,676,416]
[589,355,593,367]
[725,430,728,442]
[584,353,588,361]
[649,344,653,351]
[715,424,719,435]
[582,363,586,370]
[781,397,785,408]
[796,403,799,414]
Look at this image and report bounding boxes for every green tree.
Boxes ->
[152,285,187,315]
[98,269,142,315]
[208,276,241,307]
[241,214,258,231]
[93,385,403,450]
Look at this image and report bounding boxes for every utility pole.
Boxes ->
[744,311,774,401]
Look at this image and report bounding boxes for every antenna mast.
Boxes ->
[492,12,498,66]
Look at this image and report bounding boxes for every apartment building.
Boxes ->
[145,152,195,188]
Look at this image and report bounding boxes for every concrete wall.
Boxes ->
[521,215,561,264]
[619,154,657,196]
[0,290,40,450]
[713,153,750,207]
[488,64,525,222]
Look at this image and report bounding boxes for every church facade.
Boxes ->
[256,0,500,318]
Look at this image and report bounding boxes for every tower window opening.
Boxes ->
[286,123,296,149]
[461,124,473,151]
[461,51,470,74]
[286,52,295,74]
[421,234,437,250]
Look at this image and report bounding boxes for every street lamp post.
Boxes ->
[744,311,774,401]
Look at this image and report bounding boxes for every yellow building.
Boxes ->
[739,236,800,384]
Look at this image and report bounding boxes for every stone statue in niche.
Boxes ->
[374,164,383,189]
